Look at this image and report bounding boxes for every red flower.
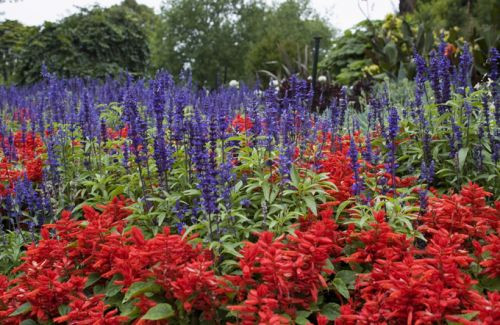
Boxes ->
[25,158,43,182]
[231,114,253,132]
[53,295,127,324]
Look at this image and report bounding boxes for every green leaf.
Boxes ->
[85,272,101,288]
[383,41,398,67]
[10,302,32,316]
[222,242,243,258]
[141,303,175,320]
[19,319,38,325]
[480,275,500,291]
[458,147,469,172]
[333,277,350,299]
[321,303,340,320]
[262,182,271,202]
[295,310,312,325]
[335,200,352,220]
[304,196,317,215]
[324,258,334,272]
[123,281,162,303]
[120,302,141,318]
[446,311,479,324]
[20,320,38,325]
[58,304,70,316]
[105,276,124,297]
[290,167,300,188]
[109,185,125,198]
[335,270,357,289]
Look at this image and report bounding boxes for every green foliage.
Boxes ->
[321,15,434,85]
[0,230,28,274]
[15,2,150,83]
[0,20,36,84]
[244,0,333,82]
[320,22,376,85]
[153,0,333,87]
[141,303,175,320]
[153,0,264,87]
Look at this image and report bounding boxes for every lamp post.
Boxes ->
[311,36,321,111]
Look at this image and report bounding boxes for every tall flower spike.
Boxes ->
[457,42,472,97]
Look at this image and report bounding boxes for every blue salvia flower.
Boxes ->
[473,144,483,170]
[429,50,442,105]
[349,134,363,196]
[152,77,166,130]
[414,51,427,108]
[379,92,389,139]
[174,200,186,221]
[387,107,399,192]
[489,48,499,81]
[457,43,472,97]
[362,131,374,164]
[171,88,188,144]
[464,101,473,126]
[193,113,218,220]
[487,49,500,163]
[240,199,251,208]
[419,189,428,214]
[387,107,399,140]
[218,161,235,212]
[46,132,60,187]
[79,90,97,140]
[439,56,451,111]
[420,160,435,184]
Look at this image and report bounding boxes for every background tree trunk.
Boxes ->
[399,0,417,14]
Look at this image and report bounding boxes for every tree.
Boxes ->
[15,1,150,84]
[244,0,333,82]
[152,0,333,87]
[0,20,36,84]
[153,0,264,88]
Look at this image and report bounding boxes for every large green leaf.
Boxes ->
[383,41,398,67]
[321,303,341,320]
[333,277,350,299]
[10,302,32,316]
[141,303,175,320]
[123,281,162,303]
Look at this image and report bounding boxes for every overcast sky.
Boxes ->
[1,0,398,31]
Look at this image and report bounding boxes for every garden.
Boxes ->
[0,0,499,324]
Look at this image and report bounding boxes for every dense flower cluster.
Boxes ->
[336,185,500,325]
[0,197,227,323]
[226,215,343,323]
[0,131,45,185]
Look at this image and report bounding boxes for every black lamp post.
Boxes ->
[311,36,321,110]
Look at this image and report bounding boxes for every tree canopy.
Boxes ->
[14,1,150,84]
[0,19,36,84]
[152,0,333,88]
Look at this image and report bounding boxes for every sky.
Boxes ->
[0,0,398,31]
